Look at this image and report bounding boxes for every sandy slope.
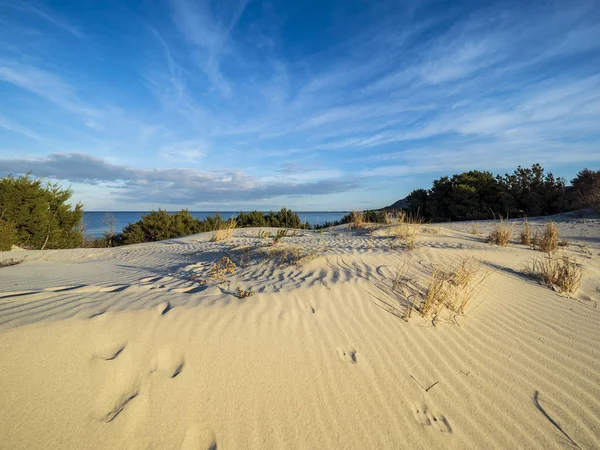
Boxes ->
[0,214,599,449]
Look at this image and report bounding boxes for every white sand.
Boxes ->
[1,214,599,449]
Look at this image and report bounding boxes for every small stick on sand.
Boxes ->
[411,375,439,392]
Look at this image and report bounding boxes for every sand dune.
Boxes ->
[1,216,599,449]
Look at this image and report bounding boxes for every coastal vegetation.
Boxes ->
[115,207,309,246]
[404,165,599,222]
[0,165,598,250]
[316,165,599,229]
[0,173,83,250]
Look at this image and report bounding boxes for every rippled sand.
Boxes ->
[1,215,599,449]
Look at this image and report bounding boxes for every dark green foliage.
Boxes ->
[0,174,83,249]
[406,189,430,217]
[264,208,310,229]
[118,209,204,245]
[236,210,267,228]
[117,208,309,245]
[0,219,17,251]
[398,164,567,222]
[497,164,565,217]
[429,171,503,221]
[570,168,600,210]
[238,208,310,229]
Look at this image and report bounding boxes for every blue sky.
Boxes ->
[0,0,599,211]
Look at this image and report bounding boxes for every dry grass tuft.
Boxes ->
[348,210,364,229]
[532,221,558,252]
[208,257,237,281]
[487,218,513,246]
[420,257,484,321]
[523,254,582,294]
[266,245,316,267]
[211,219,237,242]
[388,211,425,250]
[520,218,531,245]
[236,287,255,298]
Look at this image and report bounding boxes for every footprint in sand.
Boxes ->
[181,424,217,450]
[153,301,172,315]
[91,341,141,422]
[413,405,452,433]
[153,346,186,378]
[337,348,357,364]
[99,285,129,293]
[139,276,163,283]
[94,378,140,422]
[94,341,127,361]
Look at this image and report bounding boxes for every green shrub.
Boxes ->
[264,208,310,229]
[0,219,17,251]
[119,209,203,245]
[0,174,83,249]
[236,210,268,228]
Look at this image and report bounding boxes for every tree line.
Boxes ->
[404,165,599,222]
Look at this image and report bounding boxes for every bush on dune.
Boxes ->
[236,210,267,228]
[118,209,204,245]
[0,219,17,251]
[0,174,83,250]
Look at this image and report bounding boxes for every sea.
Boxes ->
[83,211,349,237]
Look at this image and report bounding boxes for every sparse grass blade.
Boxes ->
[520,217,531,245]
[211,219,237,242]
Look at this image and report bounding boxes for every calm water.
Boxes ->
[83,211,349,237]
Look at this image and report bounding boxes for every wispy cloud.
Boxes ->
[0,114,43,141]
[0,1,85,38]
[170,0,249,96]
[0,62,100,116]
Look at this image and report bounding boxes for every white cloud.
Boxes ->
[160,141,208,162]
